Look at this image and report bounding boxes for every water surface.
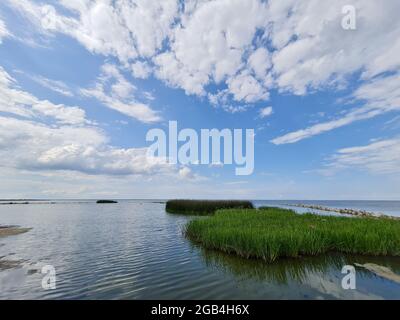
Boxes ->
[0,200,399,299]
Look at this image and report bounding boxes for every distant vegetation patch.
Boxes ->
[96,200,118,204]
[166,200,254,215]
[185,207,400,262]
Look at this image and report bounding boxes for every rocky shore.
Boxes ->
[286,204,400,220]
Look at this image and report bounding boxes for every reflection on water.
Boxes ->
[197,245,400,299]
[0,200,399,300]
[200,248,400,285]
[201,249,344,285]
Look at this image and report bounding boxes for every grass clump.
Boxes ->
[166,199,254,215]
[185,207,400,262]
[96,200,118,204]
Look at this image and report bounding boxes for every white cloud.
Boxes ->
[271,73,400,144]
[6,0,178,61]
[0,18,10,43]
[153,0,400,106]
[226,70,269,103]
[271,108,380,145]
[0,116,173,176]
[0,65,174,178]
[154,0,270,102]
[179,166,194,180]
[352,73,400,112]
[131,61,151,79]
[28,74,73,97]
[269,0,400,94]
[81,63,161,123]
[323,138,400,175]
[5,0,400,129]
[7,0,400,92]
[178,166,207,181]
[0,67,86,125]
[259,106,273,119]
[248,48,271,80]
[36,144,171,176]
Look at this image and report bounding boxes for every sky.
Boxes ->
[0,0,399,200]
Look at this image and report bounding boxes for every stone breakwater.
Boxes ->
[286,204,400,220]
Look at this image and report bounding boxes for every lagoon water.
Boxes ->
[0,200,400,299]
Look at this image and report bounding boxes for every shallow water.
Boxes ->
[0,200,399,299]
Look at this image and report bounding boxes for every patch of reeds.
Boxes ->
[166,199,254,215]
[185,207,400,262]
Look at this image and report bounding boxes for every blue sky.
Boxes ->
[0,0,399,200]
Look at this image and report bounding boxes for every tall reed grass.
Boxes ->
[166,200,254,215]
[185,207,400,262]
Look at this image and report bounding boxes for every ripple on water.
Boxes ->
[0,201,400,299]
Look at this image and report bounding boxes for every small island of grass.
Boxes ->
[185,207,400,262]
[96,200,118,204]
[166,199,254,215]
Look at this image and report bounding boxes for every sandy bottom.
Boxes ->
[0,226,31,238]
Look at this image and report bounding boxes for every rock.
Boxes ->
[287,204,400,220]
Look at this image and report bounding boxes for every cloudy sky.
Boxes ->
[0,0,399,200]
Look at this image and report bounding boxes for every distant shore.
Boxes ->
[286,203,400,220]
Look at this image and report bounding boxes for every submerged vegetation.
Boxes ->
[185,207,400,262]
[0,225,31,238]
[166,199,254,215]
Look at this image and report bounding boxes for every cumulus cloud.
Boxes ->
[6,0,179,61]
[259,106,273,119]
[0,116,172,176]
[269,1,400,93]
[7,1,400,91]
[36,144,171,176]
[81,63,161,123]
[0,66,173,177]
[7,0,272,106]
[154,0,271,104]
[5,0,400,134]
[226,71,269,103]
[178,166,207,181]
[178,166,194,180]
[131,61,152,79]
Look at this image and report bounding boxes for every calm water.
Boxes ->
[0,200,400,300]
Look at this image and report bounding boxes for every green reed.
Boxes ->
[166,200,254,215]
[185,207,400,262]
